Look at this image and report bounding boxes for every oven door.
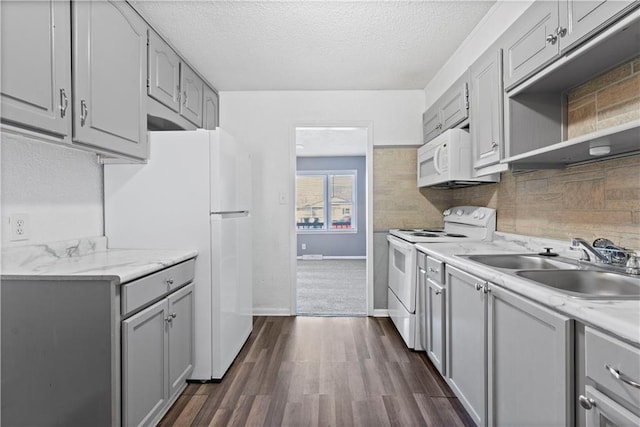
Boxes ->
[417,140,449,187]
[387,235,417,313]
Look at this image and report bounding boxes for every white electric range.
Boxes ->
[386,206,496,349]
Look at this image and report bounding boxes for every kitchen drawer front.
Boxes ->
[426,257,444,284]
[121,259,195,317]
[585,327,640,409]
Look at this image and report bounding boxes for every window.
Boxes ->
[296,170,356,232]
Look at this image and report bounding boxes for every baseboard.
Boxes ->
[297,255,366,260]
[372,309,389,317]
[252,308,293,316]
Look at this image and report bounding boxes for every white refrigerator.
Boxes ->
[104,129,252,380]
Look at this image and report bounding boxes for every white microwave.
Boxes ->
[417,129,499,188]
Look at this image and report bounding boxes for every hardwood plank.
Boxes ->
[159,316,472,426]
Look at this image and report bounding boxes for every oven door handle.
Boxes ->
[433,145,443,175]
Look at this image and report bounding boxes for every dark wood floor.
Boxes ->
[160,316,474,426]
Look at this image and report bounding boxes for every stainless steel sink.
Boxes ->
[516,270,640,299]
[464,254,578,270]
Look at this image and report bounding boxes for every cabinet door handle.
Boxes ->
[474,282,483,291]
[171,312,177,319]
[556,26,567,37]
[183,91,188,106]
[166,278,174,286]
[428,267,439,274]
[80,100,89,126]
[434,289,442,295]
[546,34,558,44]
[605,364,640,389]
[165,316,173,323]
[483,283,491,294]
[491,142,499,150]
[59,89,69,118]
[176,86,181,103]
[578,395,595,410]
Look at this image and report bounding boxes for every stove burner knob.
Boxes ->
[478,212,486,219]
[456,209,464,216]
[443,209,451,216]
[472,212,479,219]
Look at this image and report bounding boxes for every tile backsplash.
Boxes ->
[448,155,640,250]
[568,56,640,139]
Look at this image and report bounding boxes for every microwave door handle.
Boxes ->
[433,145,443,175]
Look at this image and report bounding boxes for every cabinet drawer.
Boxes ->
[121,259,195,317]
[586,327,640,409]
[427,257,444,284]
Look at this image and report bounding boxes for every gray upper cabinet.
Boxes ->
[73,0,148,160]
[422,74,469,145]
[180,65,204,127]
[503,0,639,90]
[487,284,572,426]
[0,0,71,139]
[470,48,503,170]
[559,0,638,52]
[148,30,181,113]
[203,85,220,130]
[502,0,559,91]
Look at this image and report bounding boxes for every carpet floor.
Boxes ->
[296,259,366,316]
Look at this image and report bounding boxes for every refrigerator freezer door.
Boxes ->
[210,212,253,379]
[210,128,251,213]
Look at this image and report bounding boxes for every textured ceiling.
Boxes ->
[132,1,496,91]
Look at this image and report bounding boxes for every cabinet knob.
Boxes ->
[171,312,177,319]
[428,267,439,274]
[546,34,558,45]
[578,395,595,410]
[434,289,442,295]
[80,100,89,126]
[166,278,174,285]
[482,283,491,294]
[474,282,483,291]
[491,142,499,150]
[59,89,69,118]
[556,26,567,37]
[165,316,173,323]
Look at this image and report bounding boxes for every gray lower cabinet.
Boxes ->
[584,386,640,426]
[148,30,181,113]
[446,265,487,426]
[425,276,446,376]
[470,47,503,170]
[180,65,204,127]
[447,265,572,426]
[203,85,220,130]
[487,284,572,426]
[123,282,194,427]
[0,0,71,138]
[72,0,148,160]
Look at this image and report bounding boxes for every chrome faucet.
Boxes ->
[570,238,611,263]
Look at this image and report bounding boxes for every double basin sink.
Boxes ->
[461,254,640,299]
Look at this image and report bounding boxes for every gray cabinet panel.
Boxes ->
[487,285,571,426]
[560,0,637,52]
[168,283,194,400]
[180,65,204,127]
[122,299,169,427]
[441,81,469,130]
[503,0,559,90]
[422,107,441,144]
[203,85,220,130]
[73,0,148,159]
[0,0,71,138]
[585,386,640,427]
[446,266,486,426]
[426,278,446,376]
[471,48,503,169]
[148,30,181,113]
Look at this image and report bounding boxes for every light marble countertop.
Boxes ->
[415,232,640,346]
[1,236,198,285]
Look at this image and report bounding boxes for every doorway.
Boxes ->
[292,125,371,316]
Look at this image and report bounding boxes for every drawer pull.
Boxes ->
[578,395,595,410]
[166,279,174,285]
[605,364,640,389]
[434,289,442,295]
[428,267,439,274]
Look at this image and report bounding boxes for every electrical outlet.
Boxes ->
[9,214,30,241]
[301,243,307,250]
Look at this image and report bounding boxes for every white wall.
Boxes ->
[424,0,534,106]
[220,90,424,315]
[1,134,103,247]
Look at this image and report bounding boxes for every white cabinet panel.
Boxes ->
[148,31,181,113]
[180,65,204,127]
[168,283,195,400]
